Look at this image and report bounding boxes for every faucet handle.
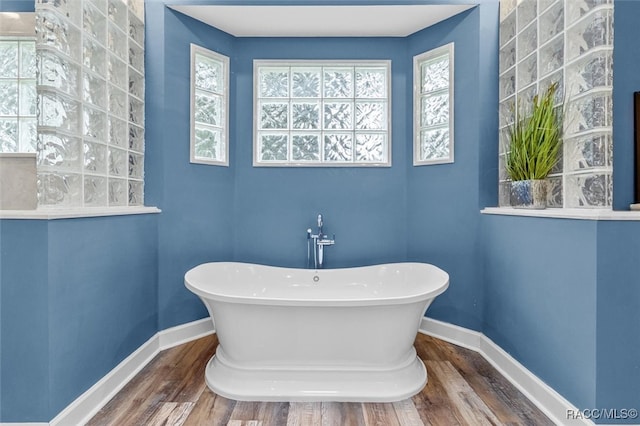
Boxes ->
[317,214,323,228]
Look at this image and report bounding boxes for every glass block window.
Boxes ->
[0,37,37,153]
[190,44,229,166]
[413,43,454,165]
[254,60,391,167]
[499,0,614,208]
[35,0,146,207]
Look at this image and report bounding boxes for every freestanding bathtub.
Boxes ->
[184,262,449,402]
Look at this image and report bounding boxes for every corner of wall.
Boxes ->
[142,1,167,210]
[476,1,500,210]
[152,4,236,331]
[405,4,489,333]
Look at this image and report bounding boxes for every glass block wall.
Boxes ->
[499,0,614,208]
[35,0,145,207]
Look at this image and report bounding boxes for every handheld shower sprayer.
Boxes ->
[307,229,313,268]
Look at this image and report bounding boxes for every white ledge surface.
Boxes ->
[482,207,640,221]
[0,206,161,220]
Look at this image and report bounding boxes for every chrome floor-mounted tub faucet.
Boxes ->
[307,214,335,269]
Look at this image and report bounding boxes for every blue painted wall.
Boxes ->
[478,1,640,422]
[0,0,33,12]
[481,215,640,422]
[145,3,236,330]
[1,0,160,419]
[595,222,640,421]
[2,0,640,423]
[156,3,496,319]
[232,36,408,269]
[0,216,158,421]
[46,217,158,417]
[0,221,49,421]
[0,1,43,421]
[481,216,599,409]
[151,2,491,333]
[612,0,640,209]
[406,5,497,331]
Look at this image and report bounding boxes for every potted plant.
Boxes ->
[505,82,563,209]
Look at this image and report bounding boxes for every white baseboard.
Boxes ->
[48,318,214,426]
[0,423,48,426]
[4,317,622,426]
[418,315,482,351]
[158,317,215,350]
[419,317,593,426]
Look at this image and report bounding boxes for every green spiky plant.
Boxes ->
[505,82,563,181]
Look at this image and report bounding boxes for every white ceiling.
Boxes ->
[169,4,476,37]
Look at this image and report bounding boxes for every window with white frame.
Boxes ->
[190,44,229,166]
[413,43,454,165]
[254,60,391,166]
[0,36,36,153]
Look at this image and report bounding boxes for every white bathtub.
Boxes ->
[184,262,449,402]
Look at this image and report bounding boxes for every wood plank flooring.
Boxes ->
[87,333,554,425]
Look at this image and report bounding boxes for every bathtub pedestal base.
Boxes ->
[204,348,428,402]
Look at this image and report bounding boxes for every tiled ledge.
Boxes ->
[0,206,161,220]
[482,207,640,221]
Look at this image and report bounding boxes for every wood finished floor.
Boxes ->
[87,333,554,425]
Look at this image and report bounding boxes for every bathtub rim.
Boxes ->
[184,261,450,307]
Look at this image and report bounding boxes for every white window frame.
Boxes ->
[413,43,454,166]
[190,44,230,166]
[0,36,36,153]
[0,12,36,154]
[253,60,392,167]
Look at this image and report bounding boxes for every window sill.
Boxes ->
[0,206,161,220]
[481,207,640,221]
